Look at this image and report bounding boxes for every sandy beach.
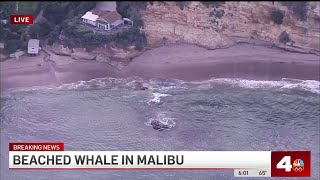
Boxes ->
[1,44,319,91]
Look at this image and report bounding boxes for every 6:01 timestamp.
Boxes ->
[238,170,249,176]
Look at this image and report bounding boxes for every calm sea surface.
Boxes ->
[1,78,319,180]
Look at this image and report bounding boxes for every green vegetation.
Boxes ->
[281,1,308,21]
[1,2,149,54]
[116,2,147,28]
[210,8,225,25]
[271,10,285,25]
[115,28,147,50]
[85,44,97,52]
[279,31,291,44]
[211,9,225,19]
[0,2,15,19]
[16,2,38,15]
[201,1,225,8]
[0,2,40,54]
[29,23,52,39]
[175,2,191,10]
[157,1,170,6]
[60,2,148,51]
[1,23,28,55]
[0,2,38,18]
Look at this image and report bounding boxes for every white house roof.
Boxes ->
[28,39,39,47]
[123,18,132,22]
[81,11,99,21]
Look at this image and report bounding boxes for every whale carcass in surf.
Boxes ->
[157,81,177,87]
[150,120,170,130]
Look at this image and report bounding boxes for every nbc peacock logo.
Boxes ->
[292,159,304,172]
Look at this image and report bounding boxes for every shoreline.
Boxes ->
[1,44,319,92]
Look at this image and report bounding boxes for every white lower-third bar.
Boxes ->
[9,151,271,169]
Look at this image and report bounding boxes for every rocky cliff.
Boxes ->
[142,2,320,55]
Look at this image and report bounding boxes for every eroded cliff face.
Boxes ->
[142,2,320,54]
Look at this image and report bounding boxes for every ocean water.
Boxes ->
[1,77,319,180]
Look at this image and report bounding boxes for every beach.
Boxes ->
[1,44,319,91]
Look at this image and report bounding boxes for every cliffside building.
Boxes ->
[81,9,130,31]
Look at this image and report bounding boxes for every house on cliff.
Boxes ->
[81,9,133,31]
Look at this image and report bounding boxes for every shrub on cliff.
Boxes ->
[85,44,98,52]
[175,2,191,10]
[47,25,62,45]
[211,9,225,19]
[114,27,147,51]
[116,2,147,28]
[279,31,291,44]
[210,9,225,24]
[271,10,285,24]
[3,39,24,55]
[29,23,52,39]
[201,1,225,8]
[282,1,308,21]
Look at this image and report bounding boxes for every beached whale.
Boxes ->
[157,81,177,87]
[151,120,170,130]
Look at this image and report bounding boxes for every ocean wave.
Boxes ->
[147,92,172,105]
[3,77,319,95]
[181,78,320,94]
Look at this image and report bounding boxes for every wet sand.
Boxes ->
[1,44,319,91]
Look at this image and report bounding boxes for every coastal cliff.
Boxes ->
[142,2,320,55]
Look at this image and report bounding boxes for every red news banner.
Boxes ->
[9,143,64,151]
[271,151,311,177]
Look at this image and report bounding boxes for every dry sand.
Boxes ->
[1,44,319,91]
[121,44,320,81]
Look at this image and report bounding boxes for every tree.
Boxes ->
[29,24,41,39]
[271,10,285,25]
[42,2,68,25]
[0,2,15,19]
[116,2,147,28]
[28,23,51,39]
[48,25,62,44]
[3,40,22,55]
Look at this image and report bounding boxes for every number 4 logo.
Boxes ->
[277,156,292,172]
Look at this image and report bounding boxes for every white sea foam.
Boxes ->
[4,77,320,95]
[182,78,320,94]
[147,92,172,104]
[145,112,176,130]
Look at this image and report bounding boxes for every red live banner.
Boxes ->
[10,15,33,25]
[9,143,64,151]
[271,151,311,177]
